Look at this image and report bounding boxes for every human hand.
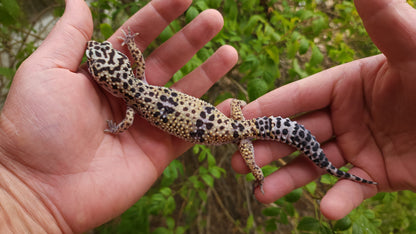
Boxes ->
[228,0,416,220]
[0,0,237,232]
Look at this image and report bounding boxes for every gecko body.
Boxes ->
[85,29,377,193]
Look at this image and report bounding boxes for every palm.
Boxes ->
[229,0,416,221]
[0,0,237,232]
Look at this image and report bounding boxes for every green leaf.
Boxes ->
[209,167,222,178]
[224,0,238,21]
[192,145,201,154]
[286,40,299,59]
[166,216,175,230]
[304,181,317,195]
[282,201,295,217]
[175,226,186,234]
[299,38,309,54]
[334,216,352,231]
[207,0,222,8]
[265,218,278,232]
[1,0,21,20]
[297,217,320,231]
[310,45,324,66]
[246,214,255,230]
[328,43,355,63]
[247,78,268,101]
[161,160,183,186]
[206,153,216,167]
[195,1,209,10]
[265,45,280,64]
[262,165,278,177]
[290,58,308,78]
[284,188,302,203]
[312,15,327,35]
[198,149,206,161]
[198,189,208,201]
[185,6,199,22]
[201,174,214,187]
[278,209,289,224]
[320,173,338,185]
[0,7,14,25]
[99,23,113,39]
[159,187,172,197]
[0,67,15,80]
[241,0,257,11]
[363,209,376,219]
[244,15,265,34]
[262,207,281,217]
[153,227,171,234]
[165,196,176,215]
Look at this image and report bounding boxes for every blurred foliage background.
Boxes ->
[1,0,416,233]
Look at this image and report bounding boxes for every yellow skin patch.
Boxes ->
[85,29,377,194]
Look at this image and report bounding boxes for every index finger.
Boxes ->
[108,0,192,52]
[235,55,386,120]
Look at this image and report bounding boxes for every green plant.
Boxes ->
[3,0,416,233]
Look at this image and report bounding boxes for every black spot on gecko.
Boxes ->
[168,97,178,106]
[111,77,121,83]
[298,130,305,138]
[165,106,175,114]
[196,119,203,127]
[233,131,239,138]
[206,123,214,130]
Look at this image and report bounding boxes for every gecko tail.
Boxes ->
[324,161,378,185]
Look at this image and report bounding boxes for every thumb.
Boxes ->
[355,0,416,65]
[29,0,92,72]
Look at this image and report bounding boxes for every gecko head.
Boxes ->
[85,40,135,98]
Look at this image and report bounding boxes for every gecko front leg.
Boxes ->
[104,106,136,134]
[119,28,147,83]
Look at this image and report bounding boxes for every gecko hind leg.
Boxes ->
[231,99,265,194]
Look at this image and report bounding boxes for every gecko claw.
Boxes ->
[252,179,265,195]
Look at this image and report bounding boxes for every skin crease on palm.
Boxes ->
[0,0,415,232]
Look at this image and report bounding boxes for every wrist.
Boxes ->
[0,114,67,233]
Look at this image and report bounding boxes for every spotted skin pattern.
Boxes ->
[85,29,377,193]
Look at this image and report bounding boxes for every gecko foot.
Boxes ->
[104,120,119,134]
[252,179,265,195]
[118,27,139,46]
